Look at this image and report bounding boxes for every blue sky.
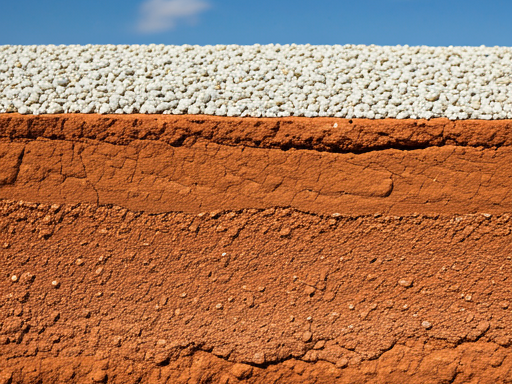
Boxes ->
[2,0,512,46]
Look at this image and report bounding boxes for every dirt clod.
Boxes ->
[231,363,253,380]
[422,321,432,329]
[302,331,313,343]
[19,272,34,284]
[252,352,265,365]
[398,279,413,288]
[304,285,316,296]
[90,369,107,383]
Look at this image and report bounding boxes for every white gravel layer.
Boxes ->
[1,44,512,119]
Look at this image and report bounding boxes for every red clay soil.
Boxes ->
[1,114,512,383]
[1,114,511,216]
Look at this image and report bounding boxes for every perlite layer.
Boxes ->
[1,44,512,119]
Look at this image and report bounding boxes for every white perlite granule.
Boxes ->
[1,44,512,119]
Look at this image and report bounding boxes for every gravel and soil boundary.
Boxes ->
[1,43,512,384]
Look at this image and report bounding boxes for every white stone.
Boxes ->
[55,77,70,87]
[99,104,111,114]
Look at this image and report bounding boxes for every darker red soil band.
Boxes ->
[2,114,512,152]
[1,114,512,383]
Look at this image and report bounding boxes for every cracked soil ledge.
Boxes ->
[1,114,512,383]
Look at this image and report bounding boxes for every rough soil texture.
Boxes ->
[1,114,512,383]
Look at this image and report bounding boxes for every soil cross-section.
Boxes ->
[1,114,512,384]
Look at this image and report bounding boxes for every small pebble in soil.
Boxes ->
[304,285,316,296]
[348,304,355,310]
[75,258,84,266]
[279,227,291,237]
[113,336,122,347]
[159,296,168,306]
[253,352,265,365]
[398,279,413,288]
[215,303,223,310]
[464,294,473,301]
[51,280,60,288]
[179,292,187,298]
[10,275,18,282]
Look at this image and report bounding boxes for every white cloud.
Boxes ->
[137,0,211,34]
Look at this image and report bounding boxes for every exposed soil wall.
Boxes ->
[1,114,512,383]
